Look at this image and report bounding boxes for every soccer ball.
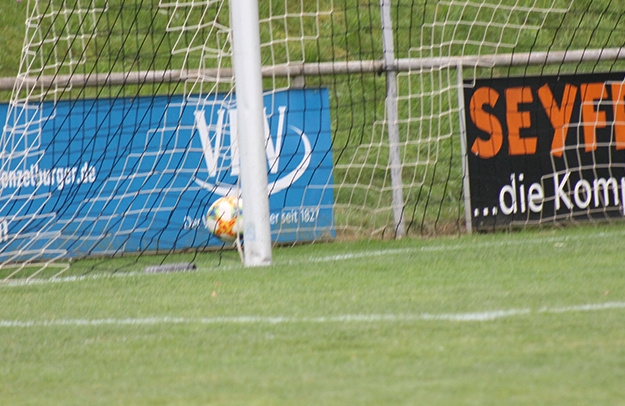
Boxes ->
[205,196,243,242]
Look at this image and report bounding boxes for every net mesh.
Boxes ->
[1,0,624,280]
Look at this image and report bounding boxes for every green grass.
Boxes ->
[0,6,624,404]
[2,223,625,405]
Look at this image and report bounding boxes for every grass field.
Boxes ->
[1,223,625,405]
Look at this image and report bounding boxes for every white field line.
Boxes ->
[2,302,625,328]
[3,228,625,288]
[299,229,625,265]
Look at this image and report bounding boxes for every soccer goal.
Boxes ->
[1,0,624,280]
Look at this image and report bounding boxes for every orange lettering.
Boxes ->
[580,83,609,152]
[506,87,536,155]
[537,84,578,157]
[612,83,625,150]
[470,87,503,158]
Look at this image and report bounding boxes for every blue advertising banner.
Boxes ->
[0,89,334,259]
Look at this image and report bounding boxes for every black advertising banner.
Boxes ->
[463,72,625,230]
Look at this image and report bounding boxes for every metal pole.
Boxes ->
[456,62,473,234]
[5,47,625,91]
[230,0,272,266]
[380,0,405,238]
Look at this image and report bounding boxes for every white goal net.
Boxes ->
[1,0,623,280]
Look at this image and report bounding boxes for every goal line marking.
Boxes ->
[2,301,624,328]
[3,228,625,288]
[297,229,625,265]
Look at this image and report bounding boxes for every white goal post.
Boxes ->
[230,0,273,266]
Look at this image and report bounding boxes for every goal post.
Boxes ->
[380,0,406,238]
[230,0,272,266]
